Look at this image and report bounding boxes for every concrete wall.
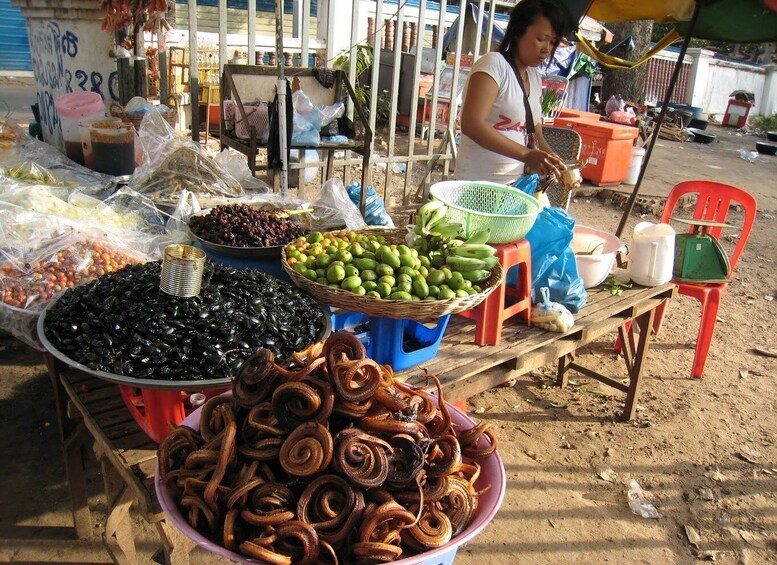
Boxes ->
[685,48,776,119]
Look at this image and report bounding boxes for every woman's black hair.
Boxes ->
[497,0,575,60]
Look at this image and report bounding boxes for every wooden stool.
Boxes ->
[459,239,532,346]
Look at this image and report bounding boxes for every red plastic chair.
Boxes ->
[653,181,757,379]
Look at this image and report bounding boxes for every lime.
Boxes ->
[426,269,445,286]
[336,249,353,263]
[397,266,416,277]
[428,285,440,298]
[316,253,333,269]
[377,275,396,288]
[412,279,429,298]
[349,242,365,257]
[326,264,346,283]
[306,231,324,243]
[389,291,413,301]
[344,264,359,278]
[396,273,413,285]
[362,280,378,292]
[439,287,456,300]
[375,263,394,277]
[304,269,318,281]
[396,281,413,294]
[341,275,362,291]
[375,282,392,298]
[366,290,382,299]
[292,262,307,275]
[360,269,377,282]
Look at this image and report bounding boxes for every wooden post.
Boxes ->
[117,57,133,105]
[367,17,375,46]
[402,21,411,52]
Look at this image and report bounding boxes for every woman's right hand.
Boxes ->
[523,149,565,178]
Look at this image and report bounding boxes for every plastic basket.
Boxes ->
[429,181,541,244]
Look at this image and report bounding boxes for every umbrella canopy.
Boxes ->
[586,0,777,42]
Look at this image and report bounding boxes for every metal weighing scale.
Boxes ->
[672,217,732,283]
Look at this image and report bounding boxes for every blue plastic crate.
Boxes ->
[331,311,450,371]
[190,240,290,281]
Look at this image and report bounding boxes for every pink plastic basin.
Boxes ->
[155,392,506,564]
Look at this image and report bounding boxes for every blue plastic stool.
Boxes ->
[190,240,290,281]
[331,311,450,371]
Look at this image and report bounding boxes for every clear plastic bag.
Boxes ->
[605,94,625,116]
[137,106,179,170]
[291,89,322,146]
[212,148,270,193]
[314,178,367,230]
[531,287,575,332]
[0,134,114,195]
[129,144,244,209]
[0,226,151,348]
[0,186,168,258]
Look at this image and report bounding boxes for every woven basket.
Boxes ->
[110,97,178,129]
[281,229,503,322]
[429,181,541,244]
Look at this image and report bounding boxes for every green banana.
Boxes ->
[424,205,449,232]
[465,229,491,245]
[429,221,463,238]
[452,243,497,259]
[480,255,499,270]
[416,201,446,230]
[461,269,491,282]
[445,255,488,272]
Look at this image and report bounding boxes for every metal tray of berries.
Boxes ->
[187,205,308,260]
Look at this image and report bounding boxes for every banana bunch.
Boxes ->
[444,229,499,282]
[413,201,462,239]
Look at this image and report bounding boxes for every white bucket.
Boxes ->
[627,222,676,286]
[17,1,115,149]
[625,147,646,185]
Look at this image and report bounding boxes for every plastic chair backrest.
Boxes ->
[543,126,582,209]
[660,180,757,274]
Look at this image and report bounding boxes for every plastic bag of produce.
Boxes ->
[129,143,244,209]
[531,287,574,332]
[0,226,151,349]
[0,118,26,152]
[2,160,57,185]
[0,186,168,258]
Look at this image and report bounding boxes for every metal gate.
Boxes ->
[0,0,32,71]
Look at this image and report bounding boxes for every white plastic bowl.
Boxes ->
[572,225,624,288]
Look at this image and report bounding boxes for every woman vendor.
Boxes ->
[455,0,575,184]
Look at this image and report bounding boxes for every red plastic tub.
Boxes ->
[553,116,639,186]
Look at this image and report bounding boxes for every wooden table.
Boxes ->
[399,282,676,421]
[43,282,674,563]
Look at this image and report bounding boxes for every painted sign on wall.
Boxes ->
[28,18,117,149]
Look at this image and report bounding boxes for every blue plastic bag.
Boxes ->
[507,206,587,313]
[346,183,394,227]
[512,173,541,197]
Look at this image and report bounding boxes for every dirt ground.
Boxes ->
[1,123,776,564]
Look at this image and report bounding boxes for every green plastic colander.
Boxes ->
[429,181,542,244]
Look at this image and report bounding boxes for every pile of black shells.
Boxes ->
[43,262,327,382]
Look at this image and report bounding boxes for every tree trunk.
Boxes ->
[601,20,654,104]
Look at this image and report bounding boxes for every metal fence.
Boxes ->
[643,53,691,107]
[166,0,513,209]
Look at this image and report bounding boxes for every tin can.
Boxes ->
[160,244,207,298]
